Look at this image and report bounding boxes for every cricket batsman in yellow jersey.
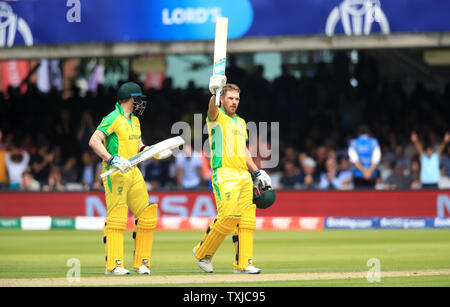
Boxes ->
[89,82,169,275]
[193,75,272,274]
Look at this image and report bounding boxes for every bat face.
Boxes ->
[213,17,228,76]
[100,136,184,178]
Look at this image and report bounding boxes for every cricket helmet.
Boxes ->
[253,186,276,210]
[117,82,148,115]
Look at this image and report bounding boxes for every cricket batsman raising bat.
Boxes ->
[89,81,172,276]
[192,17,272,274]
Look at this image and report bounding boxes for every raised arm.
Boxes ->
[208,95,219,121]
[208,75,227,121]
[438,132,450,156]
[410,131,424,156]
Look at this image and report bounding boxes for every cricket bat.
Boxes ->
[100,136,185,179]
[213,17,228,106]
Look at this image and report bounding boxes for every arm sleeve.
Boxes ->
[371,145,381,165]
[348,146,359,163]
[21,151,30,167]
[318,174,328,189]
[97,113,118,136]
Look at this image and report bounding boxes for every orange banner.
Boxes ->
[0,60,29,96]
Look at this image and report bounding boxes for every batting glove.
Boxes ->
[108,155,132,174]
[253,169,272,190]
[209,75,227,96]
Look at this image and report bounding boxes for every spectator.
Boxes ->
[200,150,212,190]
[143,158,171,189]
[0,129,9,189]
[279,161,299,189]
[175,145,203,190]
[337,156,353,190]
[21,135,38,156]
[384,161,415,190]
[319,157,353,190]
[76,111,96,152]
[348,125,381,189]
[80,151,96,189]
[409,160,422,189]
[393,145,411,170]
[410,131,450,189]
[43,165,65,191]
[30,141,54,186]
[281,146,298,170]
[298,157,319,190]
[20,169,40,191]
[297,152,308,170]
[5,144,30,190]
[92,157,104,190]
[441,145,450,177]
[61,156,79,184]
[314,145,328,174]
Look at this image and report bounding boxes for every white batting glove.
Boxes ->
[209,75,227,96]
[108,155,132,174]
[253,169,272,190]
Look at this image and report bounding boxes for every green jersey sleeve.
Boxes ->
[97,110,120,136]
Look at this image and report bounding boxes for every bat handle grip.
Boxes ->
[215,89,221,106]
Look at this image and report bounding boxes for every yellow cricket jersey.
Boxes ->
[97,102,141,171]
[206,107,248,171]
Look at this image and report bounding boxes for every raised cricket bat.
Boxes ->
[213,17,228,106]
[100,136,185,179]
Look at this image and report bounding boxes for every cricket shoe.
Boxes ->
[104,267,130,275]
[193,247,213,273]
[134,265,151,275]
[233,265,261,274]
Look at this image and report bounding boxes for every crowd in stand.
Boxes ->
[0,51,449,191]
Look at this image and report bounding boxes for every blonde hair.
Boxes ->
[221,83,240,97]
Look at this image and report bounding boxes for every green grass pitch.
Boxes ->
[1,229,450,286]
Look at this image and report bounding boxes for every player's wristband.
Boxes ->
[107,155,116,165]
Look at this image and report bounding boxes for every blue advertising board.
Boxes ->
[1,0,450,47]
[323,218,450,229]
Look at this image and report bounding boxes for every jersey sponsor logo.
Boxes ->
[231,128,246,138]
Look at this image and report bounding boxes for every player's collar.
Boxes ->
[219,107,238,118]
[115,102,135,118]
